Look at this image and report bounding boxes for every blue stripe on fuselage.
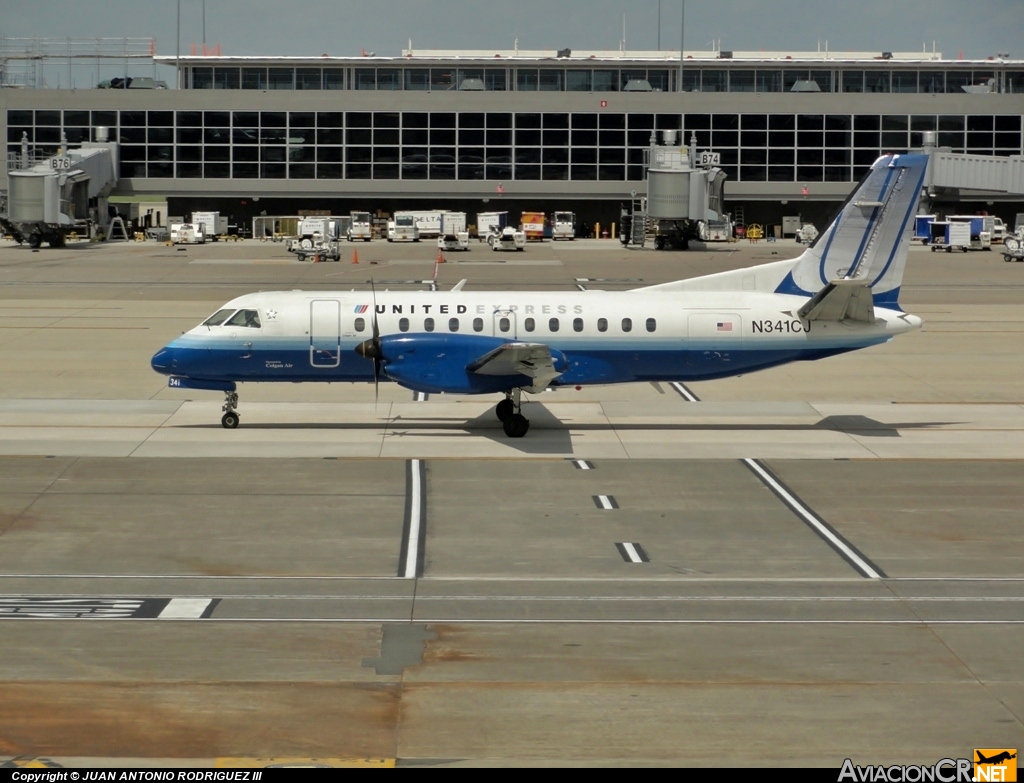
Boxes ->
[156,340,889,388]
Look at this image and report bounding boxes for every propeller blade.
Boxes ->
[371,278,380,404]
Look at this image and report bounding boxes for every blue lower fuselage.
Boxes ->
[152,334,877,394]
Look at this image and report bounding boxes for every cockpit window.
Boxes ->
[203,308,236,326]
[225,309,262,328]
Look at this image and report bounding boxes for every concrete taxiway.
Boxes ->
[0,237,1022,766]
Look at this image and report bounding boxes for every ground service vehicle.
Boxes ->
[521,211,545,241]
[552,211,575,240]
[348,211,372,241]
[170,223,204,244]
[388,213,419,242]
[795,224,819,244]
[699,216,734,242]
[489,225,526,251]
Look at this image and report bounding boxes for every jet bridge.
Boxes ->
[621,130,729,250]
[924,151,1024,197]
[2,129,119,247]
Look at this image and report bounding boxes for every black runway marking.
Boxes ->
[0,597,226,622]
[593,494,619,510]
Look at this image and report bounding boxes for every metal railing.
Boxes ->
[6,150,54,173]
[0,37,158,89]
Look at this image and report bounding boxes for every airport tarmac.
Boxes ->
[0,237,1022,767]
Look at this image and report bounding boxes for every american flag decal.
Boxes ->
[717,321,733,331]
[354,305,369,314]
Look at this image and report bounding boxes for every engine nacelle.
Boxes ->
[380,333,564,394]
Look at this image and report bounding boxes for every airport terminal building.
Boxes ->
[3,45,1023,228]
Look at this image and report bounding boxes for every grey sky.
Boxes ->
[2,0,1020,63]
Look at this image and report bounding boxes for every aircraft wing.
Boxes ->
[797,278,876,323]
[466,342,562,392]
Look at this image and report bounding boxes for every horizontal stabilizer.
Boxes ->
[797,279,876,323]
[466,342,562,392]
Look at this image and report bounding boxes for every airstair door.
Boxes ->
[310,299,341,368]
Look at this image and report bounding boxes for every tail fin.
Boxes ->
[775,153,929,310]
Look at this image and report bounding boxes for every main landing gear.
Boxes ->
[495,389,530,438]
[221,390,240,429]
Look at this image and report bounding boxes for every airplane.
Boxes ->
[976,752,1017,765]
[151,153,927,437]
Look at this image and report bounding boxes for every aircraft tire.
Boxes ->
[221,412,240,429]
[503,414,529,438]
[495,399,514,421]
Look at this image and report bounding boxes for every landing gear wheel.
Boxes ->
[221,411,239,429]
[503,413,530,438]
[495,398,514,421]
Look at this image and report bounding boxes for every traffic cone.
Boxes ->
[436,247,445,264]
[351,248,359,264]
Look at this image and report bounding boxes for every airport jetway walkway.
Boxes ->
[926,150,1024,195]
[2,131,119,247]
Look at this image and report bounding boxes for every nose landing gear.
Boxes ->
[495,389,530,438]
[221,390,240,429]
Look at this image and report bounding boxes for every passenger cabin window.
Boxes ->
[473,317,484,332]
[499,317,510,333]
[424,317,435,332]
[524,317,535,332]
[573,317,584,332]
[226,309,261,328]
[597,317,608,332]
[449,317,459,332]
[646,318,657,332]
[399,317,410,332]
[549,317,559,332]
[354,317,366,332]
[621,317,632,332]
[203,308,235,327]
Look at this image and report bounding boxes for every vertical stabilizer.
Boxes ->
[775,154,929,309]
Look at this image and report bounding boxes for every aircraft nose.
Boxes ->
[151,347,174,374]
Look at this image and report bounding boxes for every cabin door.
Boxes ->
[310,299,341,368]
[686,313,741,373]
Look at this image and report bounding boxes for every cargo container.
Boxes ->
[476,211,507,239]
[191,211,227,240]
[948,215,992,250]
[929,220,971,252]
[914,214,936,242]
